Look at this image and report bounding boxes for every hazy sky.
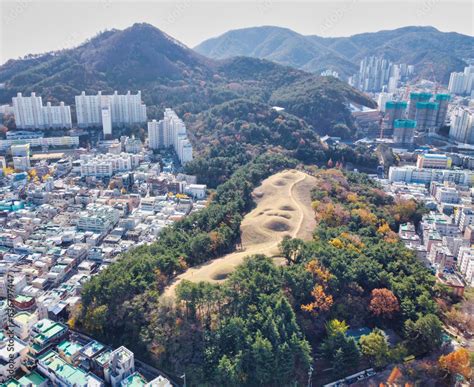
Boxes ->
[0,0,473,64]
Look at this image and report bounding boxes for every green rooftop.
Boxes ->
[435,93,451,101]
[416,101,438,110]
[95,349,112,366]
[32,319,67,345]
[18,371,47,386]
[120,372,147,387]
[394,119,417,128]
[58,340,83,358]
[385,101,407,109]
[1,380,20,387]
[39,350,89,385]
[410,92,432,101]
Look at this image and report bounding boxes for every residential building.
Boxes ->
[382,101,407,137]
[0,136,79,152]
[458,246,474,286]
[388,166,474,186]
[37,350,104,387]
[30,319,68,355]
[12,311,38,340]
[408,92,431,120]
[77,204,120,234]
[148,108,193,164]
[449,106,474,144]
[448,65,474,95]
[434,94,450,128]
[13,156,30,171]
[80,153,140,178]
[0,332,28,382]
[75,91,147,128]
[105,346,135,387]
[415,102,438,131]
[102,106,112,137]
[12,92,72,129]
[393,119,416,145]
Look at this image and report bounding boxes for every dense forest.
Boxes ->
[75,164,452,385]
[183,98,378,187]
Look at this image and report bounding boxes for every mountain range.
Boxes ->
[0,23,374,138]
[195,26,474,83]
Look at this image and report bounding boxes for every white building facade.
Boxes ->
[12,92,72,129]
[75,91,147,128]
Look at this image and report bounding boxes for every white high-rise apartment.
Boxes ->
[42,102,72,129]
[75,90,147,128]
[102,106,112,136]
[449,107,474,144]
[147,108,193,164]
[148,119,171,149]
[12,92,72,129]
[448,65,474,95]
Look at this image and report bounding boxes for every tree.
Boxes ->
[404,314,443,354]
[359,329,390,368]
[321,320,360,373]
[369,288,399,318]
[279,236,306,265]
[439,349,472,380]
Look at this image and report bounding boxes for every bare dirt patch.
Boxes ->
[265,220,290,232]
[163,169,318,298]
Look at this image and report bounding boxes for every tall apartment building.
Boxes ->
[415,102,439,131]
[349,57,413,92]
[457,246,474,286]
[377,92,392,112]
[12,92,72,129]
[434,94,450,128]
[147,108,193,164]
[42,102,72,129]
[383,101,407,137]
[393,119,416,145]
[407,92,432,120]
[75,91,147,128]
[101,106,112,137]
[448,65,474,96]
[449,106,474,144]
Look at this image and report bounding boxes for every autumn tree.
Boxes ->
[301,259,333,314]
[439,348,472,380]
[369,288,399,318]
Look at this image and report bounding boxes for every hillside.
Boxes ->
[196,26,474,82]
[0,23,374,138]
[195,26,357,77]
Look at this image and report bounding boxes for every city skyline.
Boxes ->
[1,0,473,64]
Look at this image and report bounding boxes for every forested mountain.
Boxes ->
[196,26,474,82]
[0,23,374,138]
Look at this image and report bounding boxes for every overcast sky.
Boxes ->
[0,0,473,64]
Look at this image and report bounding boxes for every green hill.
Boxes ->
[196,25,474,83]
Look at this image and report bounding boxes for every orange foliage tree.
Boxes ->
[369,288,399,318]
[301,260,333,314]
[439,348,472,380]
